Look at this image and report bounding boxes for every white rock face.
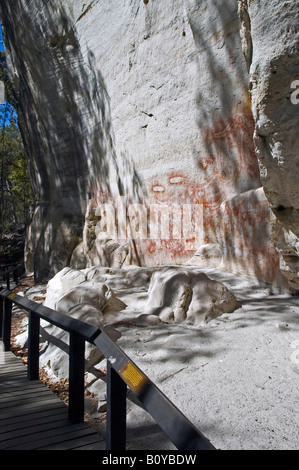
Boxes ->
[242,0,299,290]
[70,0,263,274]
[1,0,298,289]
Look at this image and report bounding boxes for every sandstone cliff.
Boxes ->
[0,0,298,290]
[243,0,299,290]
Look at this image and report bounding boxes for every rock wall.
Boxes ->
[241,0,299,290]
[0,0,298,290]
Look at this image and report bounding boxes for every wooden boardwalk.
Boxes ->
[0,351,106,450]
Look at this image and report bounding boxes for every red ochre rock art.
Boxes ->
[79,108,285,287]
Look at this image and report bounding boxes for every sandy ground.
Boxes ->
[106,268,299,451]
[14,267,299,451]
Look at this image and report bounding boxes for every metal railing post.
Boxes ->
[68,332,85,424]
[2,297,12,351]
[27,310,40,381]
[106,361,127,450]
[6,272,10,290]
[13,265,18,286]
[0,295,3,339]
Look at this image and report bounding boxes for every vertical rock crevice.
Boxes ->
[237,0,253,73]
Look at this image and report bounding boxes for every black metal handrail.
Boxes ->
[0,263,24,290]
[0,286,216,451]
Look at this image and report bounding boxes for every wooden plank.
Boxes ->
[0,395,68,417]
[72,438,107,450]
[0,405,67,427]
[0,422,93,449]
[1,377,48,389]
[0,418,71,441]
[0,388,64,404]
[39,433,106,451]
[2,414,69,433]
[0,386,52,399]
[0,366,26,372]
[0,351,104,450]
[2,426,100,450]
[0,388,59,405]
[0,362,26,369]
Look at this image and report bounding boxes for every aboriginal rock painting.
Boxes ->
[145,109,260,258]
[86,107,284,286]
[145,173,207,263]
[142,108,283,285]
[145,171,283,285]
[199,108,261,197]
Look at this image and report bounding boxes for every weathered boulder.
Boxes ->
[38,268,126,379]
[185,243,223,269]
[17,264,239,377]
[43,267,86,309]
[39,305,121,379]
[144,267,240,326]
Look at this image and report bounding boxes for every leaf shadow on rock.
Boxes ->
[0,0,147,282]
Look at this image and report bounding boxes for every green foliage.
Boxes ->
[0,51,17,109]
[0,45,34,260]
[0,102,34,241]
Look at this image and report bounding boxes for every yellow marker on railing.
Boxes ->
[120,362,148,395]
